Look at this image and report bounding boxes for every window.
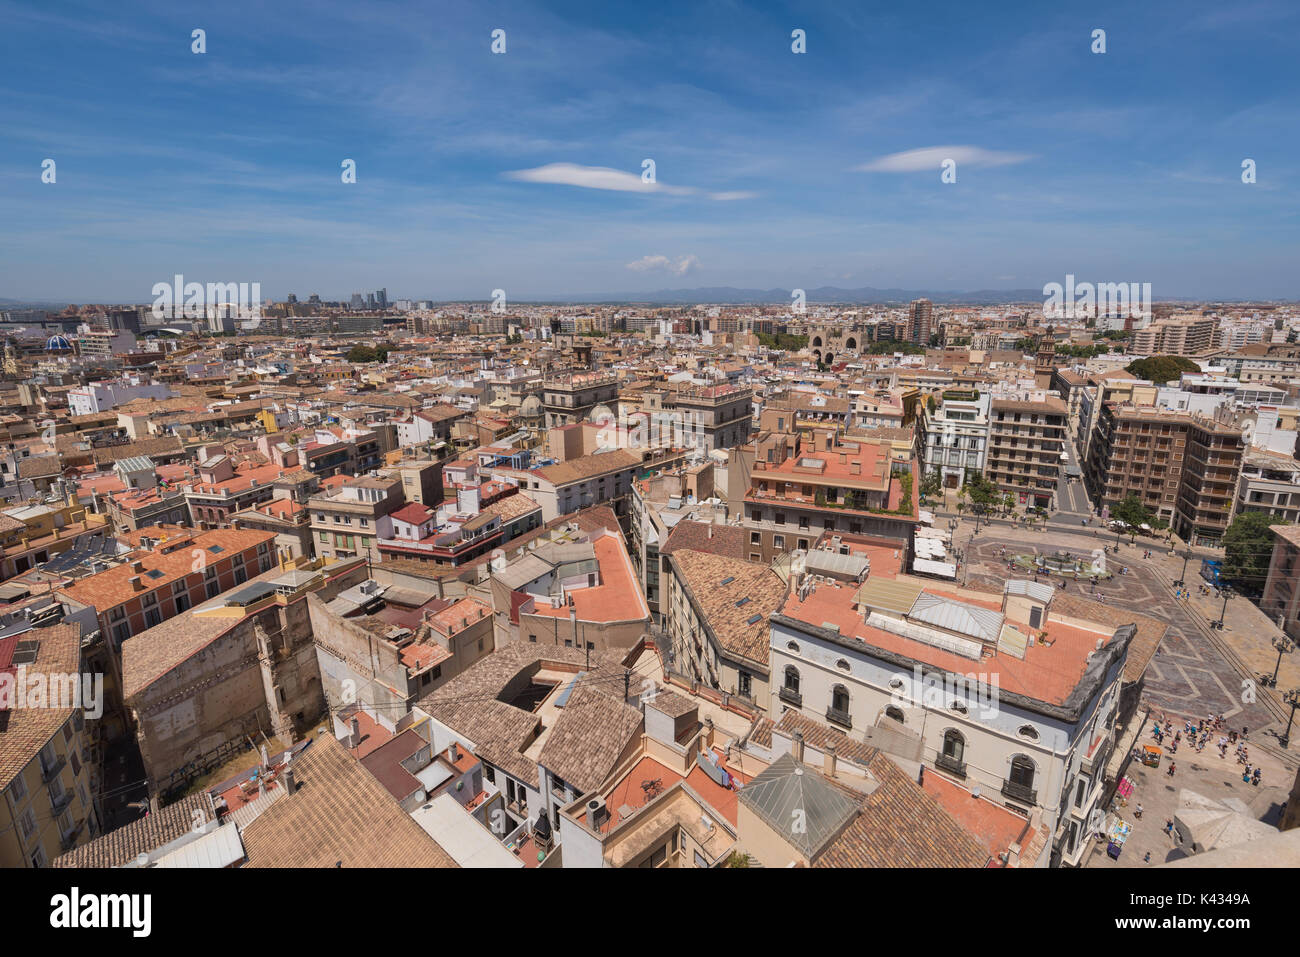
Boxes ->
[942,729,965,764]
[9,773,27,803]
[885,706,905,724]
[1017,725,1040,741]
[738,671,752,697]
[783,666,800,694]
[1009,755,1036,790]
[836,659,850,672]
[484,764,495,784]
[831,684,849,712]
[20,808,37,842]
[785,641,799,653]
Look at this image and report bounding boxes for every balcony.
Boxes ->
[935,752,967,778]
[826,704,853,729]
[40,756,66,784]
[778,686,803,708]
[1001,779,1037,806]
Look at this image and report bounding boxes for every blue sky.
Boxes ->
[1,0,1298,302]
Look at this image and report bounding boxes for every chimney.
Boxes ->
[281,765,296,796]
[824,744,837,779]
[792,730,805,764]
[128,576,142,591]
[448,740,459,763]
[131,560,144,574]
[349,717,361,749]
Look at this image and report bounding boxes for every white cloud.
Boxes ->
[505,162,692,195]
[626,254,700,275]
[506,163,752,201]
[854,146,1033,173]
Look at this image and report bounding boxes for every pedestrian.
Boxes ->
[1167,761,1176,777]
[1143,851,1152,863]
[1254,768,1262,787]
[1165,819,1175,835]
[1135,803,1143,819]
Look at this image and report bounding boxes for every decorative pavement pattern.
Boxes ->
[964,535,1277,732]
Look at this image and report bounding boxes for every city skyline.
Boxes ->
[3,0,1299,302]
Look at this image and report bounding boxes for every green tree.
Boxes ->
[1223,511,1279,594]
[1111,493,1152,530]
[346,344,389,363]
[1125,355,1201,385]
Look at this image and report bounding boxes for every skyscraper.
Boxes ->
[906,298,933,345]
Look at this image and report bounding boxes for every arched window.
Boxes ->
[1009,755,1036,790]
[888,676,905,691]
[831,684,849,712]
[885,706,905,724]
[1018,724,1040,741]
[942,729,965,765]
[836,659,850,672]
[783,666,800,694]
[950,700,968,714]
[786,641,800,654]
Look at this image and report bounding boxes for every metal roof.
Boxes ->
[907,592,1004,644]
[855,577,924,616]
[804,549,870,580]
[1004,579,1056,603]
[737,752,858,860]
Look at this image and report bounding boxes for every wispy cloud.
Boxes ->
[505,162,752,201]
[855,146,1034,173]
[626,254,700,275]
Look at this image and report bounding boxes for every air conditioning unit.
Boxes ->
[587,796,609,829]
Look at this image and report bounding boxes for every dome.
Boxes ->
[45,334,71,351]
[589,403,614,424]
[519,394,542,416]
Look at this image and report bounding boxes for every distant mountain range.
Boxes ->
[526,285,1050,305]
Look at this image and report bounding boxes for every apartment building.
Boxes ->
[918,389,991,489]
[672,383,753,452]
[983,397,1068,510]
[906,298,934,345]
[662,548,782,710]
[1084,403,1245,544]
[729,429,918,563]
[1262,525,1300,643]
[1131,317,1220,356]
[1234,447,1300,525]
[541,372,620,429]
[768,552,1138,868]
[121,557,368,794]
[308,475,403,562]
[496,447,685,525]
[0,624,99,868]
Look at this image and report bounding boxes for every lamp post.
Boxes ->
[1173,548,1192,588]
[1212,585,1233,631]
[1281,689,1300,749]
[1268,636,1295,689]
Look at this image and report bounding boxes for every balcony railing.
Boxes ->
[778,686,802,707]
[935,752,967,778]
[1001,779,1037,805]
[825,704,852,729]
[40,756,66,784]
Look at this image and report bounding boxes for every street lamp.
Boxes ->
[1281,689,1300,749]
[1212,585,1233,630]
[1268,636,1295,688]
[1173,547,1192,587]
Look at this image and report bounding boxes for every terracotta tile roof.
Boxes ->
[669,549,785,667]
[0,623,81,790]
[52,793,215,868]
[533,449,641,487]
[536,681,643,794]
[812,753,992,868]
[59,527,275,615]
[420,643,628,786]
[660,520,749,560]
[240,735,457,868]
